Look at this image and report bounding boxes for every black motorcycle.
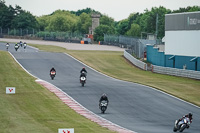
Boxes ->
[100,100,108,114]
[14,45,19,51]
[50,71,56,80]
[80,72,86,87]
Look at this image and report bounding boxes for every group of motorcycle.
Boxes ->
[50,67,193,131]
[49,67,109,114]
[14,41,27,51]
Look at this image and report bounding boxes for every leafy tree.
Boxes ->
[116,19,129,35]
[172,6,200,13]
[77,12,91,34]
[0,0,14,28]
[70,8,101,16]
[93,25,116,41]
[11,10,38,29]
[36,15,50,31]
[136,6,170,39]
[127,13,140,28]
[45,10,79,32]
[126,23,141,37]
[100,15,115,27]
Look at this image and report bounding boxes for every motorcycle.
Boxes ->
[100,100,108,114]
[24,43,27,49]
[14,45,19,51]
[50,71,56,80]
[173,117,191,132]
[80,72,86,87]
[80,76,86,87]
[6,44,9,51]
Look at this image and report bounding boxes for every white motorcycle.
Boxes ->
[173,117,191,132]
[100,100,108,114]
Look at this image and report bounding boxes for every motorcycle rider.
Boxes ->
[99,93,109,107]
[14,43,19,51]
[6,43,9,50]
[177,113,193,128]
[80,67,87,78]
[20,41,23,47]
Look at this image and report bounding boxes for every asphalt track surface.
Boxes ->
[1,42,200,133]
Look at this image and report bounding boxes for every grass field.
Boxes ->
[0,50,115,133]
[29,44,200,107]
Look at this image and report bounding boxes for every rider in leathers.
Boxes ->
[80,67,87,78]
[99,93,109,107]
[177,113,193,128]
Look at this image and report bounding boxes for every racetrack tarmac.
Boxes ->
[1,42,200,133]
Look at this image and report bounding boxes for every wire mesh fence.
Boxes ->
[104,34,156,58]
[0,28,83,43]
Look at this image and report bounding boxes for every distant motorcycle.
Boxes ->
[80,71,86,87]
[24,43,27,49]
[50,71,56,80]
[6,43,9,51]
[100,100,108,114]
[173,117,191,132]
[14,45,19,51]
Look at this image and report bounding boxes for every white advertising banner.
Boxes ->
[58,128,74,133]
[6,87,15,94]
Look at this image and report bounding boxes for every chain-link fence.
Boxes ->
[0,28,83,43]
[104,34,156,58]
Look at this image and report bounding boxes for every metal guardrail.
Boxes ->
[152,65,200,80]
[124,50,147,71]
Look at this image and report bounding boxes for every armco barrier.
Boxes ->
[152,65,200,80]
[124,50,147,70]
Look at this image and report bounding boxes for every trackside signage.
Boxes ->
[6,87,15,94]
[58,128,74,133]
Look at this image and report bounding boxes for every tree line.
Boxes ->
[0,0,200,41]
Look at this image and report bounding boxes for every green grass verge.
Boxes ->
[0,50,115,133]
[28,44,200,107]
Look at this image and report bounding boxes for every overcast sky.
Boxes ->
[5,0,200,21]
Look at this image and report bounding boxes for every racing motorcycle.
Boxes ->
[100,100,108,114]
[6,43,9,51]
[80,72,86,87]
[14,45,19,51]
[173,117,191,132]
[50,71,56,80]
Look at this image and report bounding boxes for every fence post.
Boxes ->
[0,27,2,35]
[20,28,22,36]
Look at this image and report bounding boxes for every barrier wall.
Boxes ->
[152,65,200,80]
[124,50,147,71]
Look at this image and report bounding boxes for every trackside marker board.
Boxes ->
[6,87,15,94]
[58,128,74,133]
